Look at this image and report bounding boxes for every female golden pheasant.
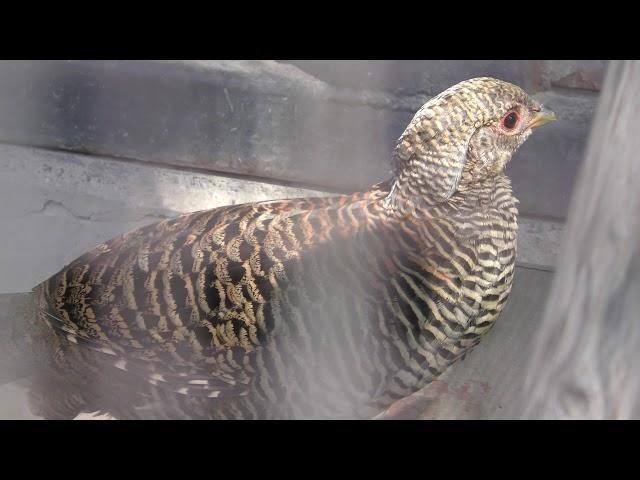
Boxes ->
[22,77,555,419]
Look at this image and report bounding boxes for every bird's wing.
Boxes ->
[34,191,382,399]
[360,216,483,414]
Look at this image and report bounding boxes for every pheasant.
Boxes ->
[10,77,556,419]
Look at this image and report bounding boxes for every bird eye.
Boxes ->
[501,111,519,130]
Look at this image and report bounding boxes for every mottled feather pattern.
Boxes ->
[29,177,517,418]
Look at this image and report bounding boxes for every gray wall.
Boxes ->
[0,60,604,219]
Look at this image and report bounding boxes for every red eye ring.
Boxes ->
[501,110,519,131]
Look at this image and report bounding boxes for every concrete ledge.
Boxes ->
[0,143,327,293]
[0,379,38,419]
[518,217,563,269]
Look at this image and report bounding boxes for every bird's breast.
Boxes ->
[371,200,519,397]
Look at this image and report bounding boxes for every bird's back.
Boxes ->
[28,186,392,418]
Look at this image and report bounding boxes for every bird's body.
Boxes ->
[22,77,555,419]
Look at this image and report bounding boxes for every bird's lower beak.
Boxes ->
[528,107,557,129]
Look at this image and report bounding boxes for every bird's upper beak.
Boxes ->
[527,107,557,129]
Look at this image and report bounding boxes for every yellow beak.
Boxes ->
[528,107,557,129]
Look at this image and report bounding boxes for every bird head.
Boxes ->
[389,77,556,210]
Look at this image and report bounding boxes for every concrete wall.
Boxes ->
[0,60,604,419]
[0,60,604,219]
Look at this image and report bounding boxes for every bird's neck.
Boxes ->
[382,173,519,221]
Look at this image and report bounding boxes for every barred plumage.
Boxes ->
[24,77,556,419]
